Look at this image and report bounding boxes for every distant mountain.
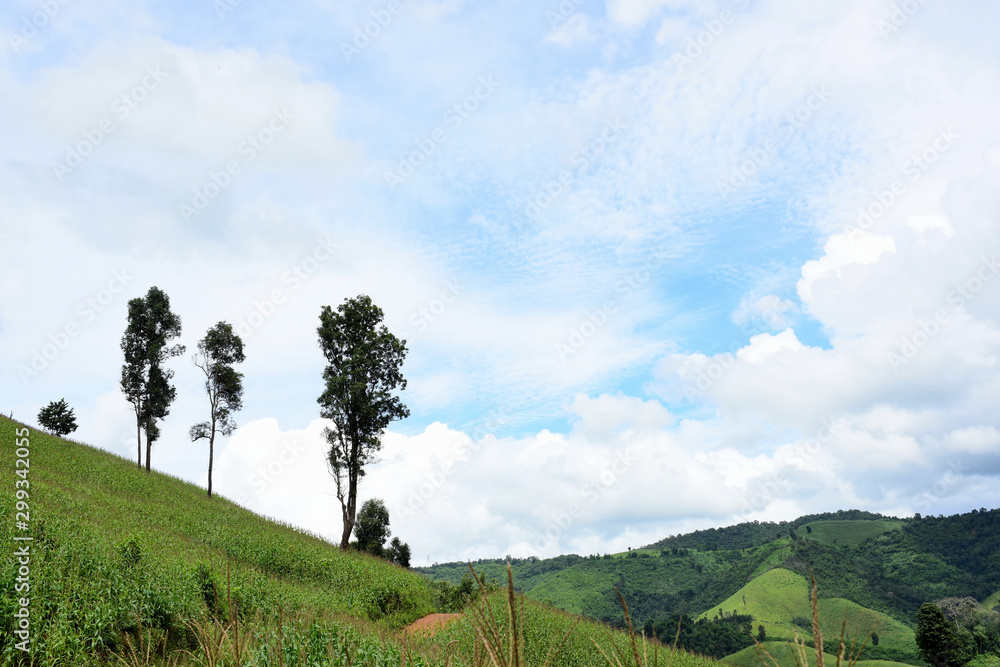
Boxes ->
[417,508,1000,665]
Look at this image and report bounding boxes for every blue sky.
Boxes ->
[2,0,1000,564]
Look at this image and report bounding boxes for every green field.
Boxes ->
[698,568,915,654]
[985,590,1000,610]
[0,416,723,666]
[722,641,914,667]
[795,520,904,546]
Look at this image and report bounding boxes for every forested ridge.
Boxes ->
[419,508,1000,663]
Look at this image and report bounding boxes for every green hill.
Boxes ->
[699,568,915,655]
[796,520,904,546]
[986,590,1000,611]
[0,416,720,667]
[421,511,1000,665]
[722,641,914,667]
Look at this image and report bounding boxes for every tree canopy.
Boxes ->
[37,399,78,437]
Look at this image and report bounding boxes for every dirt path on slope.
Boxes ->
[403,613,463,638]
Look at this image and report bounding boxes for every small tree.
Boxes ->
[37,399,77,436]
[388,537,411,568]
[352,498,411,566]
[758,625,766,642]
[354,498,391,556]
[190,322,246,498]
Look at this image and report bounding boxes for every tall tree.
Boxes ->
[317,295,409,549]
[120,286,185,472]
[189,322,246,498]
[37,399,78,437]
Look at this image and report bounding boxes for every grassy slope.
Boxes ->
[985,590,1000,610]
[698,568,915,652]
[0,416,434,624]
[0,416,722,667]
[796,520,904,546]
[722,642,913,667]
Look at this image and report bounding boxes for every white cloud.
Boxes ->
[946,426,1000,454]
[798,232,896,304]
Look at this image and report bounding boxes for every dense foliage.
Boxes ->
[642,612,756,659]
[647,511,893,552]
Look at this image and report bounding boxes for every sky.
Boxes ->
[2,0,999,566]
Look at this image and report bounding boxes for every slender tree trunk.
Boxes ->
[135,407,142,469]
[207,412,216,498]
[145,408,153,473]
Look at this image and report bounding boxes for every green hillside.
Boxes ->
[0,416,720,667]
[699,568,915,655]
[986,590,1000,611]
[722,641,914,667]
[424,511,1000,636]
[424,540,798,627]
[796,520,904,546]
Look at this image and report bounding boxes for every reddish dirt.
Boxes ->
[403,613,463,637]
